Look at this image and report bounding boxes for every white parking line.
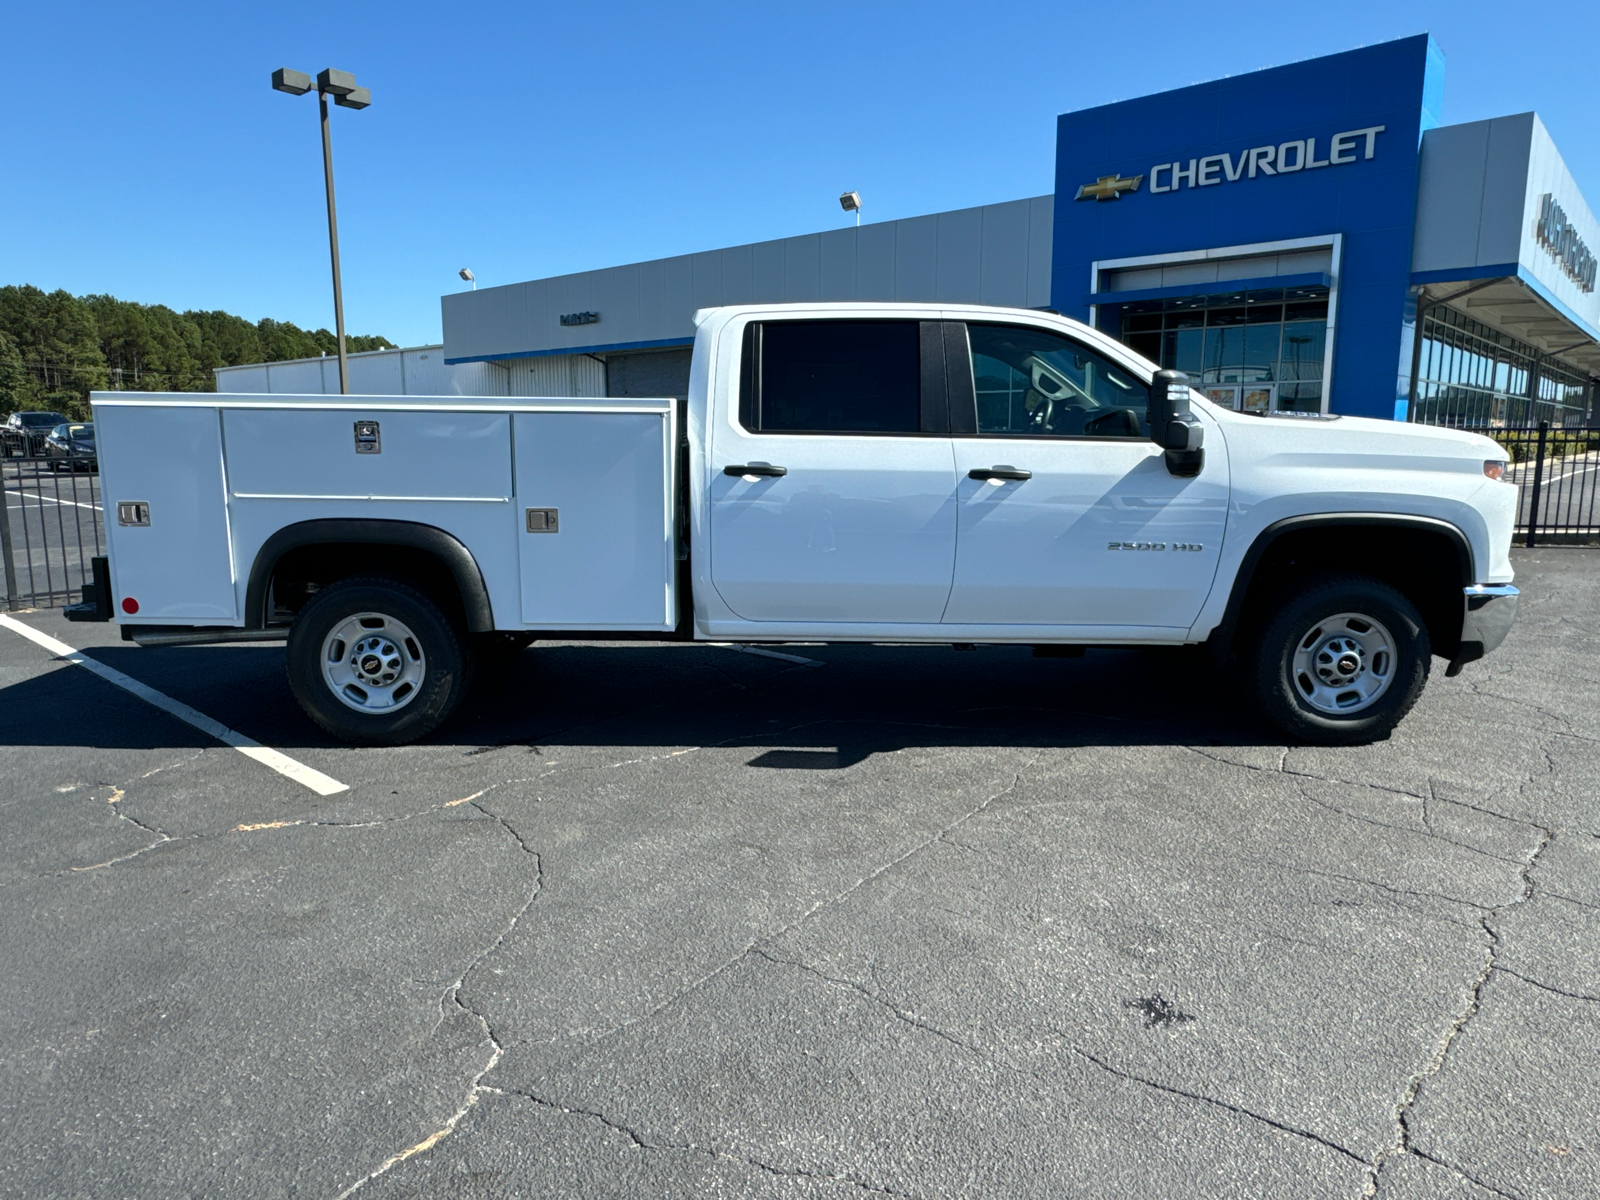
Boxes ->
[5,493,103,512]
[0,614,349,796]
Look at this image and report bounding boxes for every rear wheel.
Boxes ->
[1249,574,1430,745]
[287,577,472,745]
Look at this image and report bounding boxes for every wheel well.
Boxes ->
[246,520,494,633]
[1229,522,1468,659]
[266,544,466,627]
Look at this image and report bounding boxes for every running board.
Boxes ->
[126,626,290,648]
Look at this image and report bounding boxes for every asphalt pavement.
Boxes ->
[1,548,1596,1199]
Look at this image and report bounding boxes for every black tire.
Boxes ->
[1249,573,1430,745]
[286,577,472,745]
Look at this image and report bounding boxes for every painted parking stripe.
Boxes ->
[4,493,103,512]
[0,613,349,796]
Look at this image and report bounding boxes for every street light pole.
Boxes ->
[317,88,350,394]
[272,67,371,396]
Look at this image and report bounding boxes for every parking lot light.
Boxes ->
[271,67,372,395]
[271,68,312,96]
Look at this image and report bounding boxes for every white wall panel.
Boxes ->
[819,228,857,300]
[719,243,756,306]
[895,215,938,300]
[752,239,785,301]
[784,235,821,302]
[439,194,1060,361]
[936,207,983,302]
[979,199,1030,306]
[1027,195,1055,308]
[857,222,897,299]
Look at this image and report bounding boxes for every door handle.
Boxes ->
[724,464,787,478]
[968,467,1031,482]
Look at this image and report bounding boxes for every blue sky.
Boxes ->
[4,1,1596,348]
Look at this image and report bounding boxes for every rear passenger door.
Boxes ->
[707,319,958,624]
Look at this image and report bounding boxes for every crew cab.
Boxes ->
[69,302,1519,746]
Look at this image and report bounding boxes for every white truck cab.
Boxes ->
[71,303,1519,746]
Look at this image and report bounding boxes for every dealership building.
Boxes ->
[223,36,1598,426]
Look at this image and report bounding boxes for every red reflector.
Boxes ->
[121,597,139,614]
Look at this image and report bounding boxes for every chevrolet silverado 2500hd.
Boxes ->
[68,302,1519,746]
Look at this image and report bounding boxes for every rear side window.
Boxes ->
[741,320,922,434]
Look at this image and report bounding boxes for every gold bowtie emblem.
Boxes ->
[1075,174,1144,201]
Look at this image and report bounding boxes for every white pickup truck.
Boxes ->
[69,302,1519,746]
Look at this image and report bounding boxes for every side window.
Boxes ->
[967,323,1149,438]
[741,320,922,434]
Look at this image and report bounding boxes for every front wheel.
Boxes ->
[1249,574,1430,745]
[286,578,472,745]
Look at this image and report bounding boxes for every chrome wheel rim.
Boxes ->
[1290,611,1396,716]
[321,612,426,714]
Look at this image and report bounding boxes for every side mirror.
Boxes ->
[1148,369,1204,477]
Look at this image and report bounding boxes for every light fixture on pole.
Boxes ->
[839,190,862,227]
[272,66,372,395]
[459,268,476,290]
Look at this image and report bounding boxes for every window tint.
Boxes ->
[967,324,1149,438]
[752,320,922,434]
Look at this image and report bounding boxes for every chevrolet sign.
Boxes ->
[1078,125,1387,206]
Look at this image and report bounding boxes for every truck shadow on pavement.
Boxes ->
[0,638,1283,760]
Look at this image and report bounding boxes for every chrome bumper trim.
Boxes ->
[1447,584,1519,675]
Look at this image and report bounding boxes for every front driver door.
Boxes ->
[708,318,958,624]
[942,321,1228,631]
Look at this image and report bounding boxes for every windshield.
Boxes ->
[19,412,64,428]
[66,424,93,439]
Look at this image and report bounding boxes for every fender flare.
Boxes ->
[1213,513,1474,651]
[245,518,495,632]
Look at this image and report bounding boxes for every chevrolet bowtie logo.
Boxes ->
[1075,174,1144,201]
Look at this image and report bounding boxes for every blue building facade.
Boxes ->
[1049,36,1598,423]
[1051,36,1444,420]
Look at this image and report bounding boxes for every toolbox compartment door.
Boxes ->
[97,404,238,621]
[513,409,675,630]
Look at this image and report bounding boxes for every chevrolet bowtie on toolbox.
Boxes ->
[72,302,1518,746]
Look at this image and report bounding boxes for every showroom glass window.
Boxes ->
[1119,286,1329,414]
[967,323,1149,437]
[742,320,922,434]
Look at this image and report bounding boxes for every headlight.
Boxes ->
[1483,460,1508,481]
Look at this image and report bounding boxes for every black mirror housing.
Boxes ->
[1148,369,1204,477]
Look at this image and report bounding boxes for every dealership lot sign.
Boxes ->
[1536,194,1597,293]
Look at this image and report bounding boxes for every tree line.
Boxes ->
[0,285,394,420]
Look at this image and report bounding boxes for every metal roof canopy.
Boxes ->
[1422,274,1600,377]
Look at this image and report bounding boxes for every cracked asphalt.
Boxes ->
[1,547,1596,1199]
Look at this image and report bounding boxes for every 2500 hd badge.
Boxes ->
[1108,541,1204,551]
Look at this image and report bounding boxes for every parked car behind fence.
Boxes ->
[44,422,96,471]
[2,411,70,457]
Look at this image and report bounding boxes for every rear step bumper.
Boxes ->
[63,557,112,622]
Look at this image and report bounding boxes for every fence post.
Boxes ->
[1524,419,1550,549]
[0,464,17,610]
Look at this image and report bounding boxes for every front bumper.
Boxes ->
[1445,584,1519,676]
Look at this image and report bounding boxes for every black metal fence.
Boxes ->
[0,456,105,610]
[1489,422,1600,545]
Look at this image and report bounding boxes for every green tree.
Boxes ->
[0,331,39,411]
[0,285,393,415]
[0,286,108,417]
